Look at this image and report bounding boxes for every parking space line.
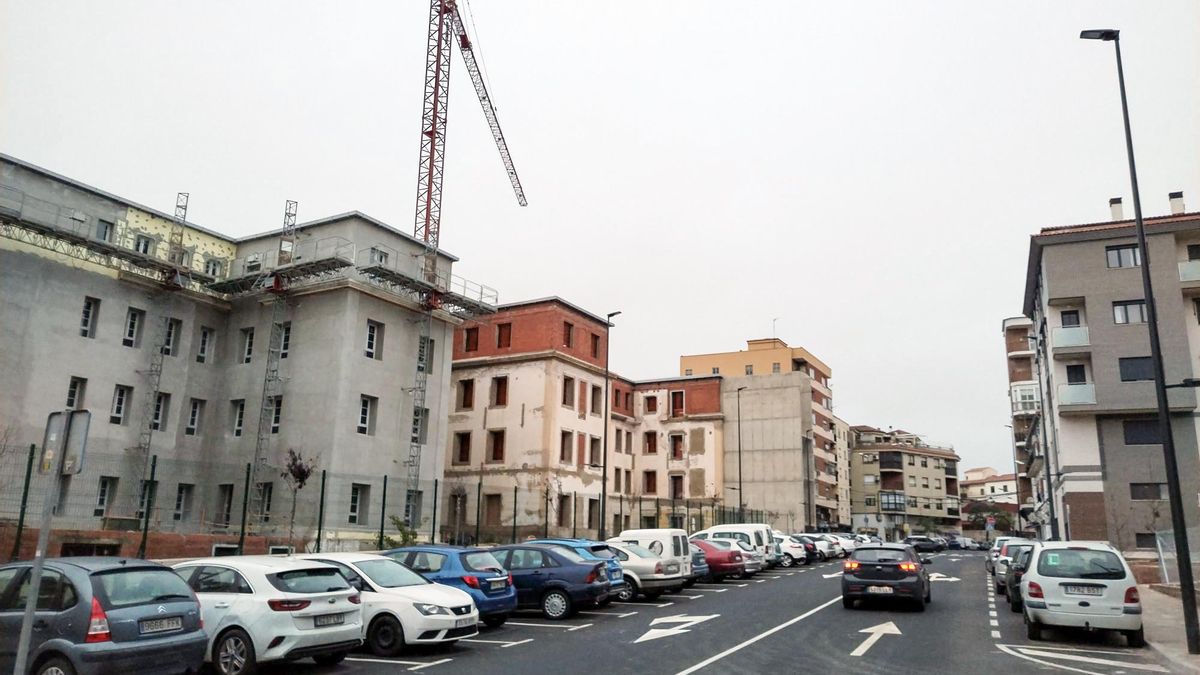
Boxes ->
[460,637,535,648]
[347,657,453,671]
[687,587,727,593]
[989,619,999,627]
[675,596,840,675]
[989,610,997,617]
[676,594,705,599]
[507,621,595,631]
[578,610,638,617]
[695,582,747,588]
[612,600,674,608]
[410,659,455,671]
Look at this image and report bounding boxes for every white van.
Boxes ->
[692,524,776,566]
[610,529,692,579]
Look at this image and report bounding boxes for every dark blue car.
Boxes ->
[383,546,517,628]
[526,538,626,602]
[491,544,611,620]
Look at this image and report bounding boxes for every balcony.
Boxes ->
[1180,260,1200,283]
[880,453,904,471]
[1051,325,1090,349]
[1011,399,1039,416]
[1058,383,1096,406]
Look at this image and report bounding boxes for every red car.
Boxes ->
[692,538,746,582]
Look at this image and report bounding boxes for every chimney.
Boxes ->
[1170,191,1185,215]
[1109,197,1124,221]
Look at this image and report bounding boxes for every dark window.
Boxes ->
[267,568,350,593]
[670,435,684,460]
[1188,244,1200,261]
[464,327,479,352]
[488,430,506,462]
[560,430,573,463]
[491,376,508,406]
[670,475,684,499]
[563,322,574,348]
[496,322,512,348]
[643,471,657,493]
[1066,364,1087,384]
[1118,357,1154,382]
[1106,244,1140,268]
[1135,533,1158,549]
[1113,300,1147,325]
[562,376,575,406]
[458,379,474,410]
[1123,419,1162,445]
[645,396,657,413]
[454,432,471,464]
[591,333,601,358]
[1130,483,1167,500]
[644,432,657,454]
[1060,310,1080,327]
[186,566,253,594]
[670,391,684,417]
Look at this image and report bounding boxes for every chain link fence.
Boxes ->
[1155,526,1200,584]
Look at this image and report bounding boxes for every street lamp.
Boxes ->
[1081,27,1199,654]
[736,386,747,522]
[598,310,621,541]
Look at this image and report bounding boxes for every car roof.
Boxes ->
[19,557,166,573]
[529,538,606,546]
[385,545,483,555]
[492,543,564,552]
[298,552,391,564]
[857,544,910,551]
[1035,540,1118,551]
[174,555,335,571]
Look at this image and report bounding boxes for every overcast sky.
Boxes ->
[3,1,1198,471]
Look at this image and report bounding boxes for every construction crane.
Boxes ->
[404,0,525,528]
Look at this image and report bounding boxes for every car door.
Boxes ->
[0,566,30,671]
[503,549,543,606]
[181,565,251,632]
[0,566,74,670]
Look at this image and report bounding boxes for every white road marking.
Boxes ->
[634,613,720,644]
[996,644,1170,674]
[409,659,454,671]
[989,619,999,627]
[990,630,1001,639]
[674,596,840,675]
[578,610,638,617]
[785,572,796,576]
[347,657,453,671]
[687,587,728,593]
[676,594,705,599]
[850,621,902,657]
[695,582,746,588]
[459,637,534,648]
[989,611,997,617]
[611,601,674,608]
[506,621,595,631]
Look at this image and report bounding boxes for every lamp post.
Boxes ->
[1081,27,1199,655]
[598,310,621,541]
[736,386,747,522]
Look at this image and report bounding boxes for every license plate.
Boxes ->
[489,579,505,591]
[455,617,475,629]
[314,613,344,627]
[867,586,894,595]
[1064,585,1103,596]
[139,616,182,634]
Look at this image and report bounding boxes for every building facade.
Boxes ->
[849,426,962,541]
[960,470,1020,504]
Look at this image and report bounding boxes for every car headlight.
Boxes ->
[413,603,451,616]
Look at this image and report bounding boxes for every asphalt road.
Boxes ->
[266,552,1183,674]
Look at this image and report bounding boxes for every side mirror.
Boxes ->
[349,577,365,591]
[1012,564,1026,573]
[921,558,933,565]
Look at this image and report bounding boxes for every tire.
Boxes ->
[541,588,573,620]
[925,585,932,604]
[1126,627,1146,648]
[781,554,795,568]
[817,552,827,563]
[683,578,696,588]
[617,578,638,602]
[482,614,508,629]
[1010,596,1022,613]
[214,628,257,675]
[912,595,926,612]
[313,652,347,666]
[368,614,405,657]
[1025,612,1042,641]
[35,657,75,675]
[995,581,1004,595]
[842,595,855,609]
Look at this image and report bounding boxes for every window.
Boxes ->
[497,322,512,348]
[614,389,621,407]
[218,484,234,525]
[245,253,262,273]
[80,297,99,338]
[269,396,282,434]
[365,320,383,359]
[645,395,657,413]
[670,435,684,460]
[279,322,291,358]
[591,333,601,358]
[614,467,622,492]
[134,234,153,255]
[169,246,189,267]
[135,479,156,519]
[410,407,429,444]
[563,322,574,348]
[96,219,114,242]
[491,376,508,406]
[204,258,223,278]
[1066,364,1087,384]
[487,430,506,462]
[670,390,684,417]
[1119,357,1154,382]
[615,429,623,453]
[485,494,502,526]
[624,392,632,409]
[560,430,573,464]
[349,484,368,525]
[1135,533,1158,549]
[1061,310,1080,327]
[772,362,781,374]
[745,365,753,375]
[643,470,657,494]
[624,470,632,494]
[197,327,213,363]
[880,492,905,511]
[123,308,144,347]
[404,489,423,525]
[174,484,194,521]
[94,476,117,517]
[458,379,475,410]
[1130,483,1168,500]
[1106,244,1140,268]
[670,475,684,499]
[920,456,928,468]
[1123,419,1161,445]
[562,376,576,407]
[255,482,273,522]
[151,393,170,431]
[590,385,601,414]
[863,475,877,485]
[66,377,86,409]
[231,399,245,436]
[1113,300,1147,324]
[935,500,943,510]
[186,399,205,435]
[922,476,930,488]
[934,478,942,489]
[644,431,657,454]
[711,367,720,374]
[369,247,389,266]
[684,368,693,376]
[589,436,601,465]
[110,385,132,425]
[908,475,916,487]
[241,328,254,363]
[161,318,181,356]
[464,327,479,352]
[358,395,377,435]
[455,432,472,464]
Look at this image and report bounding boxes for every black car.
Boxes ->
[903,536,940,553]
[842,544,932,611]
[490,543,612,620]
[1004,545,1035,612]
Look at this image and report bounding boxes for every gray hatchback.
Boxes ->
[841,544,933,611]
[0,557,206,675]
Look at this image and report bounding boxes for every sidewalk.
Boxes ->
[1140,584,1200,672]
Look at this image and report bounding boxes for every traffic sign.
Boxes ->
[39,410,90,475]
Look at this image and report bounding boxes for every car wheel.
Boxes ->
[617,578,638,602]
[541,589,573,620]
[925,585,931,604]
[1125,627,1146,648]
[482,614,508,629]
[368,614,406,657]
[1024,612,1042,641]
[683,578,696,588]
[1010,596,1022,613]
[781,554,795,568]
[35,657,75,675]
[912,594,926,612]
[842,595,855,609]
[994,581,1004,595]
[313,651,348,666]
[214,628,257,675]
[817,552,827,562]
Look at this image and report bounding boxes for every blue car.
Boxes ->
[383,545,517,628]
[526,538,627,602]
[687,543,710,587]
[491,544,612,619]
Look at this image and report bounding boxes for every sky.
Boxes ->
[2,1,1198,472]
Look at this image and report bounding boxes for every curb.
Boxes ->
[1146,639,1197,674]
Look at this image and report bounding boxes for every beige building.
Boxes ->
[849,426,962,541]
[833,416,852,527]
[960,470,1020,504]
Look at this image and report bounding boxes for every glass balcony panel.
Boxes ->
[1058,383,1096,405]
[1051,326,1090,348]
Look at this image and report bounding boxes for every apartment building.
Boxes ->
[1020,193,1200,549]
[1001,316,1037,524]
[443,298,725,543]
[680,339,843,530]
[960,468,1020,504]
[0,154,483,555]
[833,416,852,528]
[849,426,962,541]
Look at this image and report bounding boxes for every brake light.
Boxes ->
[348,594,361,605]
[1125,587,1140,604]
[732,553,742,561]
[585,566,600,584]
[462,575,480,589]
[508,573,513,586]
[899,562,918,572]
[268,599,312,611]
[84,597,111,643]
[1028,582,1044,599]
[654,562,663,574]
[844,561,861,571]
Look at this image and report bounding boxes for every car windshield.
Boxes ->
[853,549,910,563]
[355,559,429,588]
[94,568,194,610]
[461,551,505,573]
[268,567,351,593]
[734,541,754,552]
[623,544,658,558]
[1037,549,1126,580]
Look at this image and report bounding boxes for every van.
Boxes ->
[610,529,692,579]
[692,524,776,566]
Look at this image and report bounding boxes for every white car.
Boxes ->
[173,556,363,675]
[770,532,809,567]
[827,533,859,555]
[1020,541,1144,647]
[299,552,479,656]
[798,533,845,558]
[792,534,835,561]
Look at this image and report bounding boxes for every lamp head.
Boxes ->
[1080,29,1119,41]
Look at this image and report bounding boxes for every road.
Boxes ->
[268,552,1183,674]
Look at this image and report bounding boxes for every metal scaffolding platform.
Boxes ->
[355,246,497,317]
[206,237,355,295]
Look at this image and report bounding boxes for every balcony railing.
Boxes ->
[1051,325,1090,348]
[1058,383,1096,405]
[1011,399,1039,415]
[1180,260,1200,282]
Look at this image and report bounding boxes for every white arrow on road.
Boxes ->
[823,571,843,578]
[928,572,960,582]
[850,621,902,657]
[633,614,719,644]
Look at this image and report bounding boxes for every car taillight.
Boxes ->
[508,573,514,586]
[899,562,918,572]
[585,566,599,584]
[654,562,663,574]
[348,594,361,605]
[844,561,861,571]
[85,597,111,643]
[1125,587,1140,604]
[462,575,480,588]
[268,599,312,611]
[732,553,742,561]
[1028,582,1044,599]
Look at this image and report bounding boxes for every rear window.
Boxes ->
[588,546,617,560]
[94,568,194,610]
[267,567,351,593]
[713,532,751,545]
[853,549,911,563]
[624,544,657,558]
[461,552,505,573]
[356,559,429,588]
[1037,548,1127,580]
[706,540,733,550]
[555,548,585,564]
[673,536,685,557]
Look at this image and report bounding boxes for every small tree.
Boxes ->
[280,449,316,545]
[382,515,420,548]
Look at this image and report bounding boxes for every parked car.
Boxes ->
[0,557,206,675]
[691,524,776,567]
[790,535,821,564]
[995,539,1037,593]
[383,545,516,628]
[903,536,940,553]
[690,539,746,582]
[1020,541,1144,647]
[842,544,933,611]
[610,529,692,584]
[797,533,845,558]
[491,544,611,619]
[791,534,833,562]
[930,536,948,551]
[527,538,627,601]
[1006,547,1035,613]
[172,556,363,675]
[604,541,685,601]
[987,537,1013,575]
[686,544,709,587]
[297,552,478,657]
[771,534,808,568]
[827,533,860,555]
[730,540,764,577]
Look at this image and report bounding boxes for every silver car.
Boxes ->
[606,542,685,601]
[723,540,763,577]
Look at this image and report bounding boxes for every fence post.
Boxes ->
[655,497,660,527]
[511,485,518,543]
[475,478,482,544]
[431,479,439,544]
[9,443,36,562]
[137,456,159,558]
[638,496,643,526]
[619,493,623,532]
[543,489,549,537]
[572,492,577,538]
[315,470,327,553]
[377,475,388,550]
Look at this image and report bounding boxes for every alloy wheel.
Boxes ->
[219,634,248,675]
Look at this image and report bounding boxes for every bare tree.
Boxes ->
[280,449,316,545]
